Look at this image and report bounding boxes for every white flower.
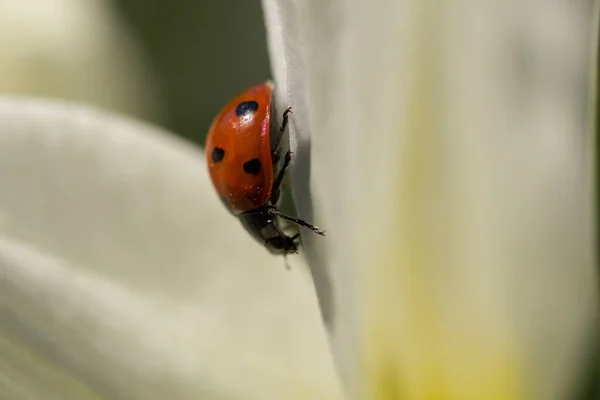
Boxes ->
[263,0,599,399]
[1,0,598,399]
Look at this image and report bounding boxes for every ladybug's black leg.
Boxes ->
[271,150,292,205]
[268,207,326,236]
[270,107,293,162]
[279,107,292,135]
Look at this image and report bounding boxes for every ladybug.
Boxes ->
[205,81,325,256]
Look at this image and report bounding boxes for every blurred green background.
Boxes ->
[114,0,271,146]
[0,0,271,148]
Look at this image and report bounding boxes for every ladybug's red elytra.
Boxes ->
[205,81,325,256]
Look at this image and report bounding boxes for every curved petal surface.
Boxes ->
[0,97,342,400]
[263,0,599,399]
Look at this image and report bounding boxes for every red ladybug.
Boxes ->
[205,81,324,255]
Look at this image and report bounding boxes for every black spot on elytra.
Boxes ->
[235,101,259,117]
[212,147,225,163]
[243,158,261,175]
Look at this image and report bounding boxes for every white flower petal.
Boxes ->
[264,0,599,399]
[0,98,342,399]
[262,0,337,337]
